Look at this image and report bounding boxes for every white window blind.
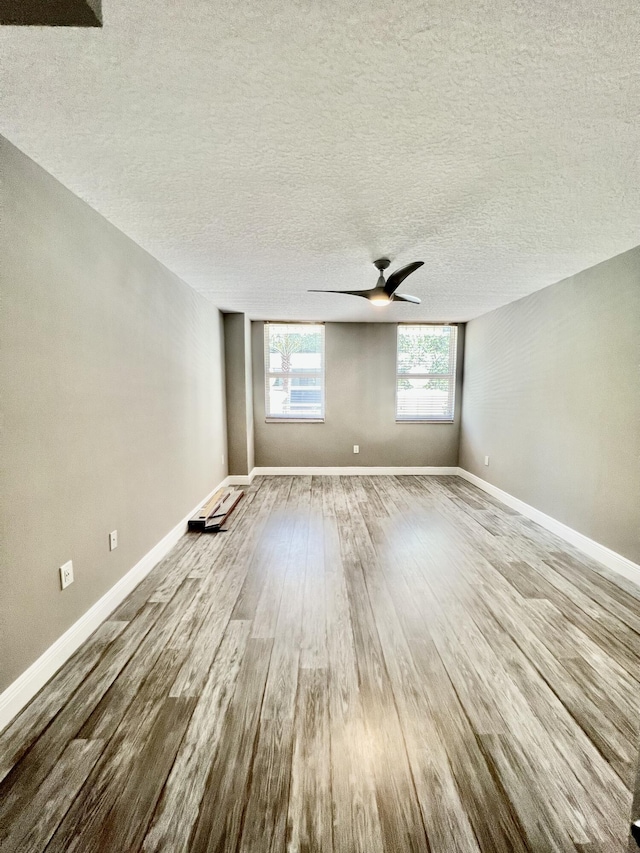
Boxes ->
[264,323,325,421]
[396,325,458,421]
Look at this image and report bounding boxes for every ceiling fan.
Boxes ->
[309,258,424,306]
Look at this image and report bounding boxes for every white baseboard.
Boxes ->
[457,468,640,588]
[251,466,459,477]
[0,479,227,735]
[224,474,254,486]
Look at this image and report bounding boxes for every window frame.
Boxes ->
[395,324,458,423]
[264,322,325,423]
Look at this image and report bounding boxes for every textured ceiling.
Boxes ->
[1,0,639,321]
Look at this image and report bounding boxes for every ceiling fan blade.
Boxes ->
[384,261,424,296]
[308,289,374,299]
[393,293,421,304]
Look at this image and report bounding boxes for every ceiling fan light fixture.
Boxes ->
[308,257,424,306]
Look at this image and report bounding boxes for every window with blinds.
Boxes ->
[396,325,458,422]
[264,323,325,421]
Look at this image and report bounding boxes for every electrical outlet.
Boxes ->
[109,530,118,551]
[353,445,359,454]
[484,455,490,466]
[222,454,225,465]
[60,560,74,590]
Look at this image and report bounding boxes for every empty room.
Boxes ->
[1,1,639,851]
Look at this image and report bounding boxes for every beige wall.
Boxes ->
[0,138,227,691]
[460,246,640,564]
[223,312,254,476]
[252,321,464,468]
[244,314,255,474]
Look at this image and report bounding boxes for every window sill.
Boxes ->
[395,419,455,424]
[265,418,325,424]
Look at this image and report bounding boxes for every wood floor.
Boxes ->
[1,475,639,853]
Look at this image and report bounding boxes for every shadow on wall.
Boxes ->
[0,0,102,26]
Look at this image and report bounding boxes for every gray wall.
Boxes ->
[244,314,255,474]
[0,137,227,691]
[223,312,254,476]
[252,321,464,467]
[460,246,640,564]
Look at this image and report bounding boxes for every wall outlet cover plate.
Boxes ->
[60,560,74,589]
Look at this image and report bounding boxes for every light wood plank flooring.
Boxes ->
[1,475,639,852]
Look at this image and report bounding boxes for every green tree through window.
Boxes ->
[264,324,324,420]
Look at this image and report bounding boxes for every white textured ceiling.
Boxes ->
[1,0,639,321]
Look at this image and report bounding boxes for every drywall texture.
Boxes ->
[0,137,227,691]
[460,246,640,564]
[223,313,254,476]
[252,322,463,467]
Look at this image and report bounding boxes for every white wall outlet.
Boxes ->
[109,530,118,551]
[353,445,360,454]
[222,454,225,465]
[59,560,74,590]
[484,455,490,466]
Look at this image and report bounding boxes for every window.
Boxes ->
[264,323,325,421]
[396,325,458,422]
